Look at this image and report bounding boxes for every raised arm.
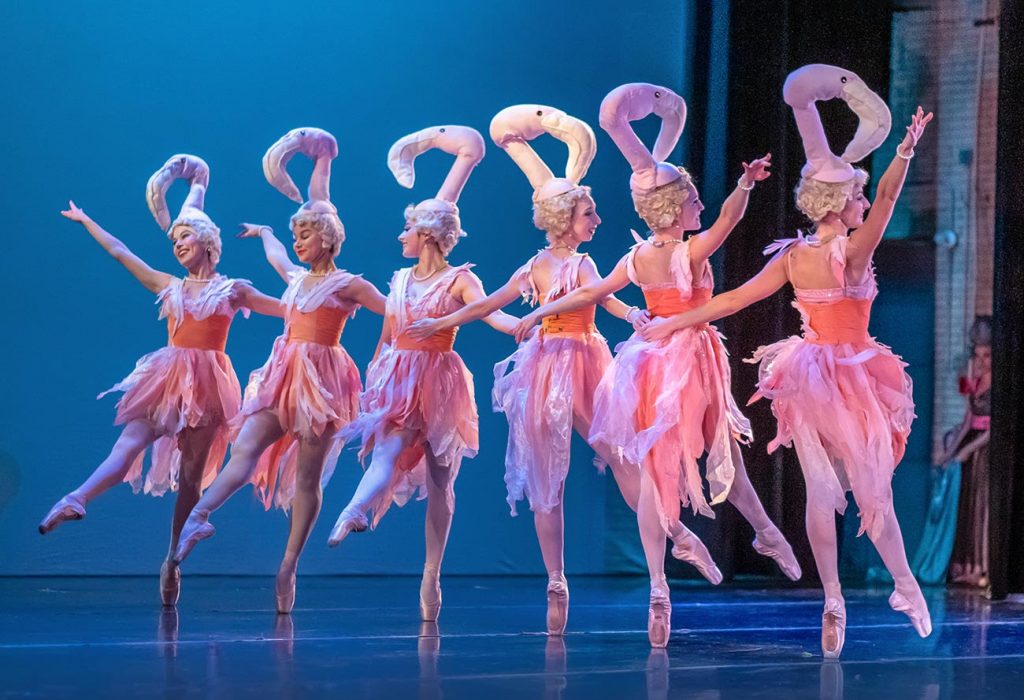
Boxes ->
[406,273,522,340]
[232,282,285,318]
[639,252,789,341]
[688,154,772,265]
[513,259,631,342]
[61,201,173,294]
[451,272,520,336]
[579,256,650,328]
[342,277,387,316]
[848,107,933,271]
[237,224,299,281]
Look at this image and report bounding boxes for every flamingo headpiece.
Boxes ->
[263,127,345,253]
[388,125,485,254]
[489,104,596,203]
[599,83,687,195]
[784,64,891,183]
[146,154,222,263]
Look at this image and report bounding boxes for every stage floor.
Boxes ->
[1,576,1022,698]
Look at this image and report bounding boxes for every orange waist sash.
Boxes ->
[542,305,596,335]
[167,314,231,352]
[804,298,872,344]
[395,326,458,352]
[643,287,711,319]
[286,306,347,346]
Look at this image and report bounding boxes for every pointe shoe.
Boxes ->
[172,511,215,564]
[752,526,802,581]
[160,560,181,607]
[276,564,297,614]
[821,597,847,659]
[38,494,86,535]
[327,507,368,547]
[420,567,442,622]
[890,584,932,638]
[670,530,723,585]
[648,585,672,648]
[546,575,569,636]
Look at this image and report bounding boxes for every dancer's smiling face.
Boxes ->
[398,220,428,259]
[679,183,704,231]
[292,221,331,265]
[839,185,871,228]
[171,225,210,269]
[567,192,601,245]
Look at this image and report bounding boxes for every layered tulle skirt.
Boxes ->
[342,346,478,526]
[237,336,362,511]
[493,332,611,514]
[589,325,748,529]
[747,336,915,538]
[100,346,242,497]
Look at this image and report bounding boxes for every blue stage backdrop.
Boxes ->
[0,1,694,575]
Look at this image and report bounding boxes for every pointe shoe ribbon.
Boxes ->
[822,597,847,659]
[276,564,297,615]
[546,576,569,636]
[420,567,442,622]
[752,527,803,581]
[327,507,368,547]
[160,560,181,607]
[648,585,672,648]
[38,494,86,534]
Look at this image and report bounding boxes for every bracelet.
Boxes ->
[896,144,915,160]
[258,225,273,236]
[625,306,641,323]
[737,177,755,191]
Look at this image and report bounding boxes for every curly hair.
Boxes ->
[169,216,222,264]
[532,186,591,239]
[290,210,345,256]
[405,204,465,256]
[631,167,694,230]
[794,169,869,223]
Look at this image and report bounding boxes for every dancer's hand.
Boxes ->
[407,317,443,341]
[638,316,677,342]
[627,307,651,331]
[237,223,272,239]
[60,200,90,224]
[901,106,933,153]
[740,153,772,188]
[513,312,540,343]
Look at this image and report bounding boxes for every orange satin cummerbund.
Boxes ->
[642,287,711,318]
[542,305,597,335]
[395,326,458,352]
[167,314,231,352]
[286,306,347,346]
[804,298,872,344]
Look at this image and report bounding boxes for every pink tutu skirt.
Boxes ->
[589,325,747,528]
[747,336,914,539]
[237,336,362,511]
[342,346,478,526]
[100,346,241,497]
[493,331,611,514]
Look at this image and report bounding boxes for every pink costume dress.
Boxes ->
[237,269,362,511]
[748,233,915,539]
[589,238,747,530]
[343,264,479,526]
[493,253,612,515]
[99,276,248,496]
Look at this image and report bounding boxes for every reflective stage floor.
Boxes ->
[2,576,1022,698]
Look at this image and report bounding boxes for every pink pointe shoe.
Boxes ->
[172,510,215,564]
[670,529,723,585]
[546,574,569,636]
[648,583,672,648]
[276,563,297,614]
[327,507,368,547]
[821,597,847,659]
[420,565,442,622]
[890,579,932,638]
[39,494,86,534]
[160,560,181,607]
[752,526,802,581]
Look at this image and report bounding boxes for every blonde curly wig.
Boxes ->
[290,210,345,256]
[794,169,869,223]
[532,186,591,239]
[631,166,695,230]
[405,204,465,256]
[169,216,222,264]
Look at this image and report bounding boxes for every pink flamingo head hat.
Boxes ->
[146,154,222,263]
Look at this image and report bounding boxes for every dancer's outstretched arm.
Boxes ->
[578,257,649,326]
[237,223,299,281]
[689,155,772,265]
[639,252,789,341]
[232,283,285,317]
[61,201,173,293]
[512,261,631,342]
[848,107,932,271]
[406,274,522,340]
[342,277,387,316]
[450,272,520,336]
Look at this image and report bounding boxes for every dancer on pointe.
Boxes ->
[513,84,798,647]
[639,65,933,657]
[328,124,517,623]
[40,155,283,607]
[405,104,724,636]
[174,128,386,614]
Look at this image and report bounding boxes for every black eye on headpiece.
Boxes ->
[654,90,662,98]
